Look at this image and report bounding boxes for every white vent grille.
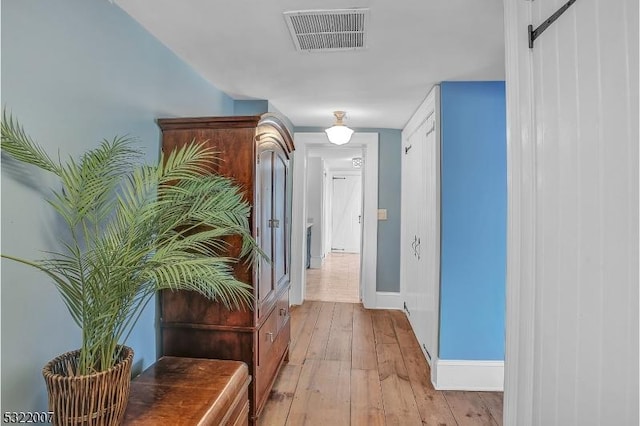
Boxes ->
[284,9,369,52]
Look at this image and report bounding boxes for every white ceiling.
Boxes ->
[114,0,505,129]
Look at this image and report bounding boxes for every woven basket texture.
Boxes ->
[42,346,134,426]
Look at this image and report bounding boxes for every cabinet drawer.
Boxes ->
[254,317,290,419]
[227,389,249,426]
[257,307,279,367]
[275,290,290,333]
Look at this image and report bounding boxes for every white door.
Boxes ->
[419,112,440,365]
[331,175,362,253]
[403,118,427,353]
[400,90,440,370]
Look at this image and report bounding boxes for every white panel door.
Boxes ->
[420,112,440,365]
[528,1,638,424]
[401,86,440,371]
[331,175,362,253]
[503,0,638,424]
[403,120,426,350]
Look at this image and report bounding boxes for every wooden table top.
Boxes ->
[123,356,250,425]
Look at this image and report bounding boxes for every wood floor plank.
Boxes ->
[289,301,313,344]
[478,392,504,426]
[262,301,504,426]
[388,310,429,385]
[305,253,360,303]
[352,305,378,370]
[325,302,354,361]
[258,364,302,426]
[371,309,397,344]
[376,342,422,425]
[286,359,351,425]
[444,390,499,426]
[305,302,335,360]
[389,310,458,425]
[351,368,385,426]
[288,301,322,366]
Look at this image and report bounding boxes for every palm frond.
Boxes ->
[1,111,60,174]
[1,112,262,374]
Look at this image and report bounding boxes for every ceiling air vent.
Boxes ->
[283,9,369,52]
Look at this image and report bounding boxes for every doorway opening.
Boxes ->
[304,149,363,303]
[306,167,362,303]
[289,132,378,308]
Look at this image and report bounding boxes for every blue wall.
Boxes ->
[373,128,402,293]
[1,0,235,412]
[234,99,269,115]
[438,81,506,360]
[0,0,403,413]
[295,127,402,293]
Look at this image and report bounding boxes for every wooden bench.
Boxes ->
[123,357,250,426]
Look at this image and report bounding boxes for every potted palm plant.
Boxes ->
[1,112,259,425]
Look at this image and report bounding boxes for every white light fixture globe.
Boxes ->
[325,111,354,145]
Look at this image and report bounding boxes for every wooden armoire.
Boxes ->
[156,114,294,423]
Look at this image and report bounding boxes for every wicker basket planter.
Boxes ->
[42,346,134,426]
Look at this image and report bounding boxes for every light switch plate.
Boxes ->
[377,209,388,220]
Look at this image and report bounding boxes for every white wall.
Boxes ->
[306,157,324,267]
[322,161,331,257]
[503,0,638,425]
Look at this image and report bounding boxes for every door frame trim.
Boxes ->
[502,0,537,424]
[290,132,379,308]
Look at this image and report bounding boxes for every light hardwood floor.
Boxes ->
[305,253,360,303]
[259,301,503,425]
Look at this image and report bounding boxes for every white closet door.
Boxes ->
[402,109,440,367]
[401,86,441,379]
[420,113,440,364]
[403,120,426,349]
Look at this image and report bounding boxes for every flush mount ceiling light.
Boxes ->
[325,111,354,145]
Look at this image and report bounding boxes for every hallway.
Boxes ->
[305,253,360,303]
[259,301,504,425]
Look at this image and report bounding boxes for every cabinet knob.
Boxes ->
[280,308,287,316]
[266,332,274,342]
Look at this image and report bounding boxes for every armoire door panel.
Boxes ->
[273,153,288,288]
[258,150,274,306]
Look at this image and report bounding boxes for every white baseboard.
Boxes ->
[309,256,323,269]
[374,291,403,310]
[433,359,504,391]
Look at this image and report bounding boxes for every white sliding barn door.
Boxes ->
[331,175,362,253]
[503,0,638,425]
